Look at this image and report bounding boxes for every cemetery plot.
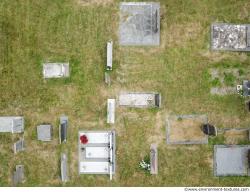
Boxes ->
[59,116,68,144]
[12,165,25,186]
[209,67,250,96]
[61,153,69,182]
[107,99,115,124]
[118,92,161,108]
[214,145,250,176]
[150,144,158,174]
[0,116,24,133]
[211,23,250,51]
[119,2,160,46]
[13,139,25,154]
[43,63,70,78]
[37,124,52,142]
[166,115,208,144]
[78,130,116,180]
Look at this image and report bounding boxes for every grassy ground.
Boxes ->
[0,0,250,187]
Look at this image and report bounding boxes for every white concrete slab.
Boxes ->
[107,99,115,124]
[85,147,109,159]
[78,131,116,177]
[79,162,109,174]
[119,92,160,108]
[43,63,69,78]
[107,41,113,70]
[79,132,109,144]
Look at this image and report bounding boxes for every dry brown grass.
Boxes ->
[238,2,250,20]
[165,22,203,47]
[199,51,248,63]
[147,111,166,146]
[224,129,249,144]
[209,114,244,128]
[168,116,207,142]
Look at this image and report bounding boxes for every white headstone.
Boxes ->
[107,99,115,124]
[106,41,113,70]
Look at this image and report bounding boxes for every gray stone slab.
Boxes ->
[37,124,52,141]
[211,23,250,51]
[104,72,111,86]
[119,2,160,46]
[61,153,69,182]
[59,116,68,144]
[242,80,250,96]
[107,99,115,124]
[210,87,235,95]
[214,145,250,176]
[13,139,25,154]
[0,116,24,133]
[150,144,158,174]
[13,165,24,186]
[247,27,250,47]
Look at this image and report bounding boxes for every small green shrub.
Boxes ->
[224,72,236,86]
[238,69,244,76]
[211,78,221,87]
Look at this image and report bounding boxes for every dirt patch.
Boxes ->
[167,115,208,144]
[224,129,249,144]
[77,0,113,6]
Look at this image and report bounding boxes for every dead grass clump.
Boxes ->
[224,129,249,144]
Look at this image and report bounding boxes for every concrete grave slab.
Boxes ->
[43,63,69,78]
[118,92,161,108]
[0,116,24,133]
[37,124,52,141]
[78,130,116,180]
[119,2,160,46]
[214,145,250,176]
[211,23,250,51]
[13,139,25,154]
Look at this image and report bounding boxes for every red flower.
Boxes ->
[80,135,88,144]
